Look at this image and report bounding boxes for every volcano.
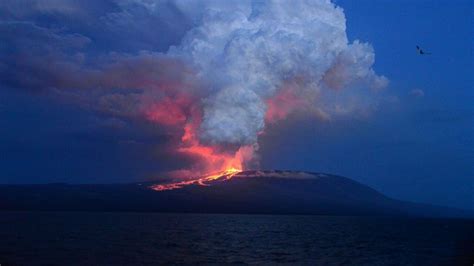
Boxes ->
[0,170,471,217]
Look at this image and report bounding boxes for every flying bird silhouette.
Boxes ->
[416,45,431,55]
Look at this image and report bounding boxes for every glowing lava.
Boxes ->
[150,167,242,191]
[149,121,254,191]
[146,97,256,191]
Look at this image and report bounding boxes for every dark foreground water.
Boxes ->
[0,212,472,265]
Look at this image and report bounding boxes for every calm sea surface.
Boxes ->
[0,212,472,265]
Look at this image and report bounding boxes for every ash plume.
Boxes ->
[0,0,388,176]
[169,0,388,146]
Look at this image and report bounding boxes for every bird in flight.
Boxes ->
[416,45,431,55]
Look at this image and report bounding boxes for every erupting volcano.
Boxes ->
[135,0,390,188]
[0,0,392,195]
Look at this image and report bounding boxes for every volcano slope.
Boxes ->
[0,170,471,217]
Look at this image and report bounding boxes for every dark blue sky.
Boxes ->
[0,0,472,210]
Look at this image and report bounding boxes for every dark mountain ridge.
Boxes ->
[0,170,471,218]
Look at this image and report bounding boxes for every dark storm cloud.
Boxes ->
[0,21,91,91]
[0,0,190,52]
[0,0,193,92]
[0,0,201,182]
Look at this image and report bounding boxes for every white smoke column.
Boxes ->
[168,0,388,146]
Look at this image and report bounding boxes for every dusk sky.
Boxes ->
[0,0,472,210]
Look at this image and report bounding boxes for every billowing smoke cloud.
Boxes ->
[168,0,387,145]
[0,0,388,176]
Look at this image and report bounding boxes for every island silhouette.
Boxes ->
[0,170,471,218]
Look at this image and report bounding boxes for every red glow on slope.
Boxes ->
[150,167,242,191]
[150,118,255,191]
[144,79,313,191]
[144,81,310,191]
[179,121,255,173]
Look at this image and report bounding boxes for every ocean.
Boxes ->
[0,212,472,265]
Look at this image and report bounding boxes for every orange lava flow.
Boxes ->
[150,167,242,191]
[150,122,254,191]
